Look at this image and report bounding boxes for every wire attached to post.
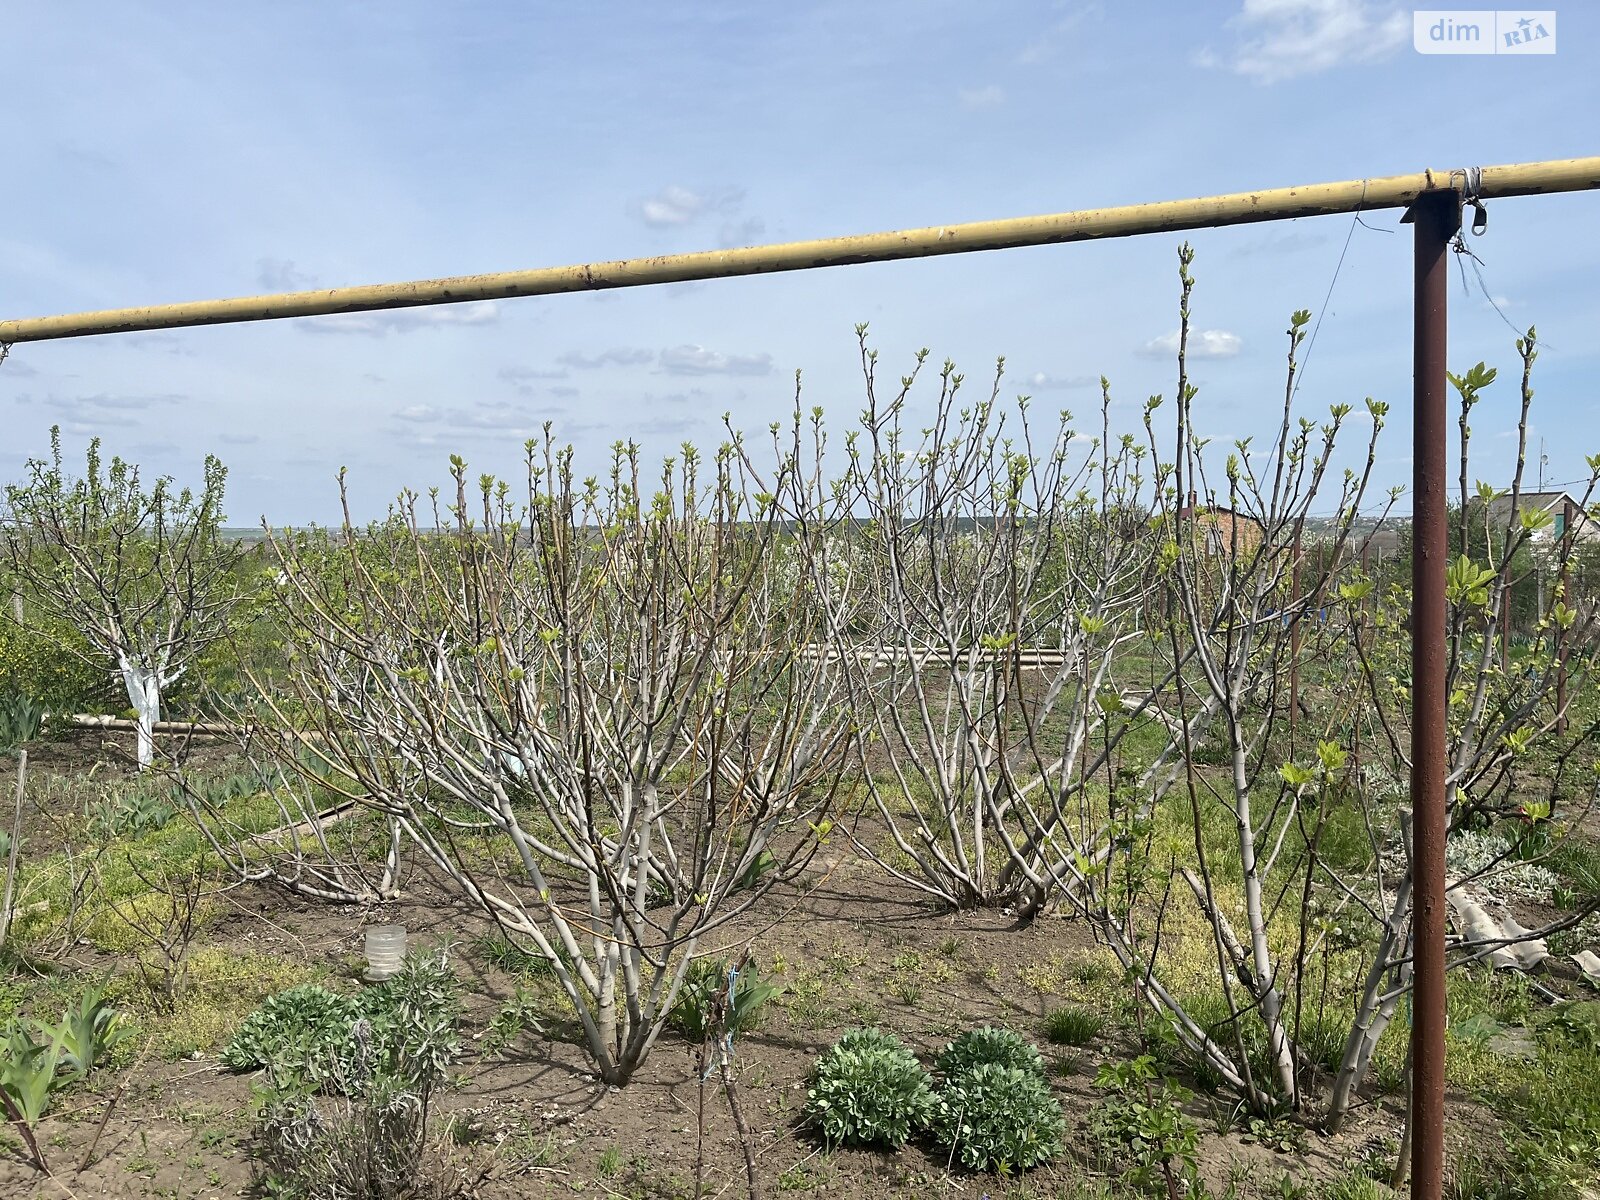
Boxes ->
[1448,166,1546,347]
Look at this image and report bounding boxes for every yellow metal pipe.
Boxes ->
[3,156,1598,344]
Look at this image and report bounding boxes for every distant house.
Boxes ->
[1177,491,1264,559]
[1482,490,1600,546]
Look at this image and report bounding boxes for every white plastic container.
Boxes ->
[363,924,407,982]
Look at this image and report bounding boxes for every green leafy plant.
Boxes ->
[889,979,923,1006]
[480,985,546,1057]
[85,782,177,839]
[1088,1055,1200,1193]
[55,984,135,1077]
[934,1026,1047,1081]
[1244,1114,1308,1154]
[0,691,44,755]
[0,1020,64,1128]
[671,957,781,1043]
[804,1027,934,1149]
[1,985,133,1174]
[1043,1005,1104,1047]
[226,951,464,1097]
[221,982,366,1086]
[252,950,466,1199]
[928,1061,1065,1173]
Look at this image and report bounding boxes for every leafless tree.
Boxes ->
[254,435,857,1083]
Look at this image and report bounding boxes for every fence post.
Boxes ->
[1407,186,1459,1200]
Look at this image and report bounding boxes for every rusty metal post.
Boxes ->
[1408,187,1459,1200]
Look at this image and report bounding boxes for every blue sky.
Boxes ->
[2,1,1596,524]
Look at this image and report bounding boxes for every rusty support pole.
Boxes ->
[1408,187,1459,1200]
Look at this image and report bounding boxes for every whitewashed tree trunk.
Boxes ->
[117,656,163,770]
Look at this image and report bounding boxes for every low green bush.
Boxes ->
[934,1025,1047,1081]
[804,1027,933,1149]
[221,982,367,1085]
[250,949,465,1200]
[928,1061,1065,1172]
[222,950,463,1093]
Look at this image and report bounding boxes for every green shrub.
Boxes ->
[220,982,365,1085]
[928,1061,1065,1172]
[804,1027,934,1148]
[1043,1005,1104,1047]
[252,950,465,1200]
[0,613,118,712]
[671,957,781,1043]
[1088,1055,1200,1192]
[222,951,463,1092]
[935,1025,1047,1081]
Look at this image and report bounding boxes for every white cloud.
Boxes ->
[639,185,706,227]
[499,364,570,396]
[388,401,558,447]
[40,392,185,429]
[635,185,751,235]
[218,432,261,445]
[958,84,1005,110]
[1017,2,1102,64]
[498,365,568,383]
[1200,0,1407,84]
[257,257,318,292]
[1138,330,1243,359]
[302,300,500,336]
[1024,371,1097,391]
[454,402,545,432]
[558,347,655,369]
[659,345,773,376]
